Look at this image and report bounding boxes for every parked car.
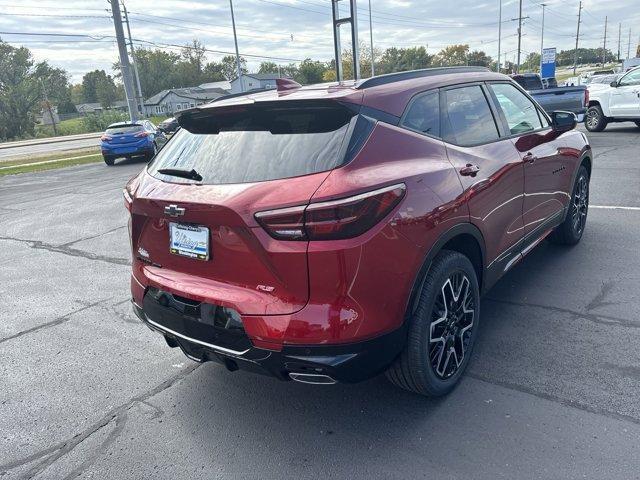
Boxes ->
[157,117,179,134]
[511,73,588,121]
[100,120,165,166]
[125,67,592,396]
[585,66,640,132]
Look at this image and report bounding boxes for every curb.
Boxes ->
[0,132,101,150]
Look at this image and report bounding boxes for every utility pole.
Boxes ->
[368,0,374,76]
[497,0,502,72]
[39,78,58,136]
[110,0,138,122]
[121,1,144,116]
[516,0,523,73]
[628,28,632,59]
[602,16,608,65]
[229,0,243,92]
[573,0,582,75]
[617,23,621,62]
[540,3,546,73]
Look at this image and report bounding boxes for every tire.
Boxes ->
[548,165,589,245]
[386,250,480,397]
[103,155,115,166]
[585,104,607,132]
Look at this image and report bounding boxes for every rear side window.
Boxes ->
[490,83,543,134]
[441,86,499,147]
[402,91,439,137]
[106,125,143,134]
[148,104,359,184]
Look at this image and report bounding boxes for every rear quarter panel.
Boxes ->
[290,123,467,343]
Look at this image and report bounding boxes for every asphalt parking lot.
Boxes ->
[1,123,639,479]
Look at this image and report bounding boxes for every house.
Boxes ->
[229,73,285,94]
[75,101,128,115]
[143,85,228,116]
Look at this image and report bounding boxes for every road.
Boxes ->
[0,134,100,161]
[1,124,640,479]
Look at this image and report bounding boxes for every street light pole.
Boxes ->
[516,0,523,73]
[572,0,582,75]
[497,0,502,73]
[229,0,243,92]
[540,3,546,73]
[109,0,138,122]
[368,0,375,77]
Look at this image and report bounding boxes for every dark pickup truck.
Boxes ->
[511,73,588,122]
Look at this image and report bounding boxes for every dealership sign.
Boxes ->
[541,47,557,79]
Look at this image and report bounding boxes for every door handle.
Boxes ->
[523,152,537,163]
[460,164,480,176]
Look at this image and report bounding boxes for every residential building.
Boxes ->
[144,85,228,116]
[229,73,284,93]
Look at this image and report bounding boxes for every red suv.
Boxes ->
[125,67,591,396]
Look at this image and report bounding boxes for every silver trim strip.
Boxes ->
[289,373,337,385]
[144,317,251,357]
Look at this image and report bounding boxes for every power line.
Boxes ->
[0,30,306,62]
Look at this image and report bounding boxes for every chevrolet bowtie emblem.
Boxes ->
[164,204,185,217]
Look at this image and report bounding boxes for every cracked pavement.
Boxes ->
[1,125,640,479]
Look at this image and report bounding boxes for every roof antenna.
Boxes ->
[276,78,302,91]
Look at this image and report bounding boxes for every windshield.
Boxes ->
[148,104,357,185]
[106,125,143,135]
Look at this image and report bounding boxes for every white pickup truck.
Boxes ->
[586,66,640,132]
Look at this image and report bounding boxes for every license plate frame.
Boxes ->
[169,222,210,261]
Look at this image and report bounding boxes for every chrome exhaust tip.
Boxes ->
[289,373,337,385]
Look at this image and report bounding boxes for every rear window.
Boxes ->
[106,125,143,134]
[512,75,542,90]
[148,104,362,184]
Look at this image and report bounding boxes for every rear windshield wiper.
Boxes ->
[157,168,203,181]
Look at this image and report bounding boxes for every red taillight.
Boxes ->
[584,88,590,107]
[255,183,406,241]
[101,134,112,142]
[135,131,148,138]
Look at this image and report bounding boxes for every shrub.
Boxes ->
[81,110,128,132]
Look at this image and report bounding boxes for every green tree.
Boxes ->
[434,44,470,66]
[81,69,117,107]
[202,61,226,81]
[221,55,247,80]
[377,46,432,74]
[0,39,73,140]
[467,50,493,68]
[295,58,327,84]
[258,61,279,74]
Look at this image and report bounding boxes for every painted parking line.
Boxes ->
[591,205,640,211]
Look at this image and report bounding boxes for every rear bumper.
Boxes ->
[101,141,153,156]
[131,299,405,383]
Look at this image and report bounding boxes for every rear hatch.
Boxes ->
[130,101,367,315]
[104,124,145,147]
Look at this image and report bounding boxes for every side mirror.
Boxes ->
[610,80,618,87]
[551,111,577,133]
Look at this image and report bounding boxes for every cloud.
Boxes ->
[0,0,637,82]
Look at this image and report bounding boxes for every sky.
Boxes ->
[0,0,638,83]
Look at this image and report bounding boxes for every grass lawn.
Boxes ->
[35,117,88,138]
[0,150,103,176]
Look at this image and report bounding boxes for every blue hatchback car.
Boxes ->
[100,120,165,166]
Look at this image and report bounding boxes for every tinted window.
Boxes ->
[148,105,356,184]
[106,124,143,135]
[619,68,640,86]
[402,91,439,137]
[512,75,542,90]
[441,86,499,146]
[490,83,543,134]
